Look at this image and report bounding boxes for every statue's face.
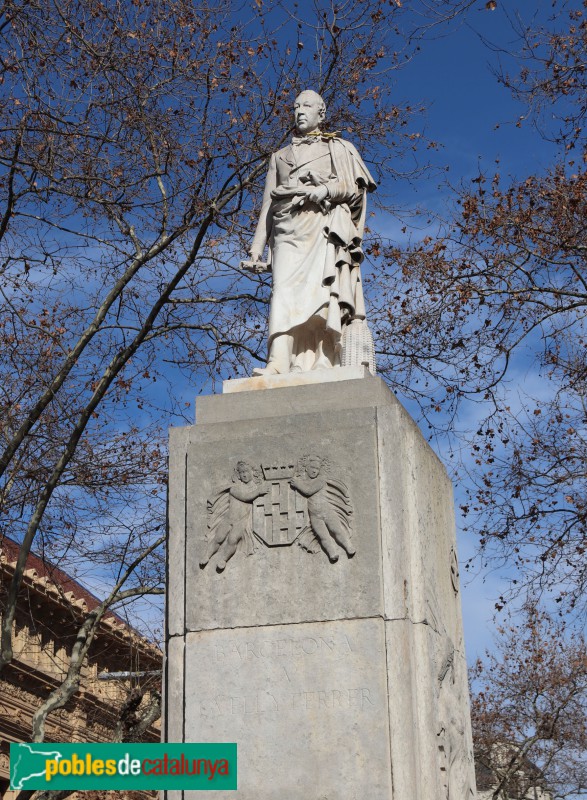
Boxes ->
[237,463,253,483]
[306,458,321,479]
[294,92,324,134]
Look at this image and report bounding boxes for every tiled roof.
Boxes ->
[0,535,150,638]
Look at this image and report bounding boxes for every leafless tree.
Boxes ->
[0,0,477,768]
[471,604,587,799]
[373,0,587,612]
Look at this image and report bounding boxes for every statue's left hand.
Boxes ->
[307,184,328,204]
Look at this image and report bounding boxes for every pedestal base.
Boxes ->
[165,373,476,799]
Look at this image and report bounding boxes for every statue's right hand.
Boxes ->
[241,253,270,274]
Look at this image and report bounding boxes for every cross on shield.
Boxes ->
[252,463,308,546]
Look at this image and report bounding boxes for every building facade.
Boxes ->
[0,537,161,798]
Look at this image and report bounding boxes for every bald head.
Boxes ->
[294,90,326,134]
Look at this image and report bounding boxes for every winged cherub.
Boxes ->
[290,454,355,562]
[201,461,270,572]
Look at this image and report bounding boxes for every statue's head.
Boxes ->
[305,455,322,479]
[233,460,259,484]
[235,461,253,483]
[294,90,326,134]
[296,453,329,479]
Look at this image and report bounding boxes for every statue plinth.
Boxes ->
[165,371,476,799]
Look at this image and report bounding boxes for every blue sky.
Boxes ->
[157,1,570,664]
[385,1,574,660]
[400,1,560,183]
[58,0,571,661]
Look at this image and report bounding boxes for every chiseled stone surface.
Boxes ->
[167,426,189,638]
[182,406,381,632]
[222,365,369,394]
[165,374,476,799]
[182,618,391,800]
[195,371,390,425]
[164,635,185,743]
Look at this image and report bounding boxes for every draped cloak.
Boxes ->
[251,135,376,354]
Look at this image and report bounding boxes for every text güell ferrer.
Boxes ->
[10,743,237,791]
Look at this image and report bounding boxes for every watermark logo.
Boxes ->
[10,743,236,790]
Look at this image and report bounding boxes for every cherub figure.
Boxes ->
[201,461,270,572]
[290,454,355,562]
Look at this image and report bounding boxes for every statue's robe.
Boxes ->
[251,135,376,363]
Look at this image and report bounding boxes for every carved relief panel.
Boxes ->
[200,454,354,572]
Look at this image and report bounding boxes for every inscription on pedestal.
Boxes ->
[198,629,373,719]
[183,619,392,800]
[199,687,375,718]
[213,631,353,661]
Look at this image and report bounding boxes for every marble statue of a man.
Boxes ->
[248,90,376,376]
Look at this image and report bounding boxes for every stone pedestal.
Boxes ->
[165,369,476,799]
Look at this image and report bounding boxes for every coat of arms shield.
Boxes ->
[252,463,308,546]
